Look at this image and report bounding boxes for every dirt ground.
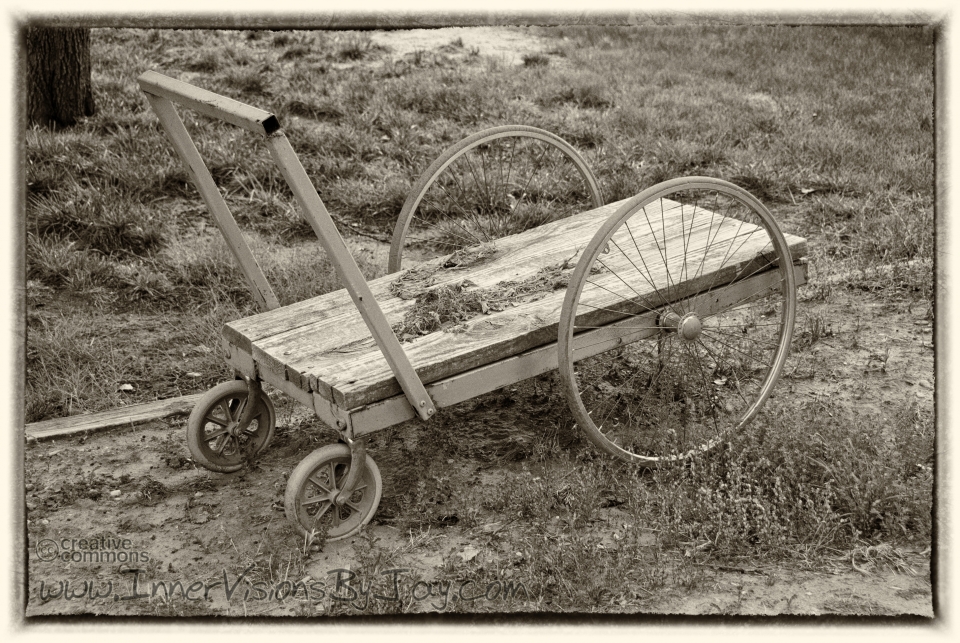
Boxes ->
[22,279,934,618]
[20,26,935,620]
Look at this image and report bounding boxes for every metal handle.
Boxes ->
[138,70,280,136]
[140,70,437,422]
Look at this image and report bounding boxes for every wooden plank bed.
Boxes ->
[223,197,807,414]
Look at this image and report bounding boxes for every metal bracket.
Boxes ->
[334,435,367,506]
[233,376,262,435]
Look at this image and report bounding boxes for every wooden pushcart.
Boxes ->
[139,72,807,542]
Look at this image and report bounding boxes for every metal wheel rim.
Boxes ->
[388,125,603,272]
[289,449,381,541]
[558,177,797,465]
[193,390,273,468]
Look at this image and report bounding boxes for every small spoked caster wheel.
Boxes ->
[186,380,276,473]
[284,444,383,542]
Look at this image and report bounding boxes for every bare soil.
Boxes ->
[23,284,934,617]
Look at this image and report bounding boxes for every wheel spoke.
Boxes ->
[214,434,235,456]
[424,172,488,243]
[698,328,772,370]
[623,219,685,317]
[301,493,329,508]
[188,382,275,471]
[327,462,338,488]
[219,399,235,422]
[307,473,334,495]
[203,427,229,441]
[416,187,489,246]
[679,199,698,286]
[685,340,722,436]
[698,228,771,303]
[702,324,781,349]
[580,277,663,318]
[309,500,333,522]
[567,328,654,356]
[691,195,725,283]
[204,413,229,428]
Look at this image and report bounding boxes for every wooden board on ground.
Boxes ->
[225,198,807,410]
[25,394,203,442]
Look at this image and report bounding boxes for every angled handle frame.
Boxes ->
[138,71,436,422]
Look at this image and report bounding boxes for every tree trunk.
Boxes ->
[26,27,96,128]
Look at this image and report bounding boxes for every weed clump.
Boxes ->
[282,98,344,122]
[643,398,934,563]
[136,477,169,506]
[522,53,550,67]
[393,281,485,340]
[391,260,574,341]
[389,243,499,300]
[335,33,383,62]
[31,194,164,257]
[390,263,439,301]
[541,80,614,109]
[492,262,573,301]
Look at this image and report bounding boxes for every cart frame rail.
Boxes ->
[138,70,437,422]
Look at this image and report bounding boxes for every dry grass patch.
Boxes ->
[390,249,575,341]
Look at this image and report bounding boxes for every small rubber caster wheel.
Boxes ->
[186,380,276,473]
[284,443,383,542]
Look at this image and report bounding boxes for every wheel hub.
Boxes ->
[660,311,702,341]
[678,314,702,341]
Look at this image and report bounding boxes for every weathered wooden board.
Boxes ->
[224,198,631,393]
[224,198,631,350]
[225,198,807,409]
[25,394,203,442]
[346,262,808,437]
[226,196,724,374]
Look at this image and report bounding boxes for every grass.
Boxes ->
[23,24,934,612]
[645,399,934,559]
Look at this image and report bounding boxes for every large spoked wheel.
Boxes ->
[284,444,383,542]
[558,177,797,465]
[186,380,276,473]
[388,125,603,272]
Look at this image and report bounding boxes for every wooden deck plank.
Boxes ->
[347,262,809,437]
[229,198,712,376]
[225,198,807,409]
[322,231,804,408]
[223,198,630,350]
